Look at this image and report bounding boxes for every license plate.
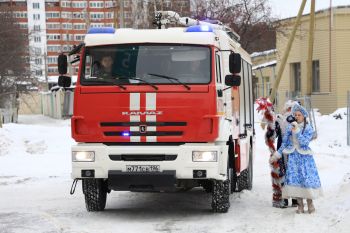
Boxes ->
[126,165,160,172]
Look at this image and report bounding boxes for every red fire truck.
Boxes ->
[58,12,255,213]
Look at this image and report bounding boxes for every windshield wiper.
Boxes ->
[147,73,191,90]
[83,79,127,90]
[119,77,158,90]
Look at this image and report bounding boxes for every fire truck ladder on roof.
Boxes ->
[154,11,240,42]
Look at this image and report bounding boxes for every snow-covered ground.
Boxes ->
[0,110,350,233]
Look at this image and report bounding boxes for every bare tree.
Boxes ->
[0,5,34,106]
[192,0,276,53]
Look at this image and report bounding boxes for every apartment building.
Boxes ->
[1,0,190,83]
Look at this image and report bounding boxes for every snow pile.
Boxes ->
[0,115,74,178]
[311,108,350,157]
[250,49,277,58]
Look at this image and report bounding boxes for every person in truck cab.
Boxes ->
[100,55,114,78]
[93,55,114,79]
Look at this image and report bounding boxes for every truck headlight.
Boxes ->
[192,151,217,162]
[72,151,95,162]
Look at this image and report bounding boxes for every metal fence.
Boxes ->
[41,88,74,119]
[0,92,18,125]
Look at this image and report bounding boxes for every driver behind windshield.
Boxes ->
[93,55,113,79]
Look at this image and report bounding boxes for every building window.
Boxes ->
[47,45,61,52]
[73,23,86,30]
[48,57,58,64]
[33,14,40,20]
[13,12,27,18]
[48,67,58,73]
[90,12,104,19]
[62,23,72,29]
[61,12,72,19]
[89,1,104,8]
[74,34,85,41]
[47,23,60,29]
[18,23,28,29]
[105,12,114,19]
[34,36,41,42]
[35,70,43,76]
[33,25,41,31]
[61,1,71,7]
[105,1,114,7]
[73,12,84,19]
[33,2,40,9]
[34,47,41,55]
[72,1,87,8]
[47,34,61,40]
[291,62,301,93]
[312,60,320,92]
[90,23,104,28]
[35,58,42,65]
[46,12,60,19]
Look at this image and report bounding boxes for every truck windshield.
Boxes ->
[81,44,211,86]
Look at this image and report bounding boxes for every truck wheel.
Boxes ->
[237,148,253,191]
[82,178,107,211]
[211,179,230,213]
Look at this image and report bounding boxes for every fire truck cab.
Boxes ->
[58,14,255,213]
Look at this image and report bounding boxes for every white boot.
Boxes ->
[307,199,315,214]
[296,198,304,214]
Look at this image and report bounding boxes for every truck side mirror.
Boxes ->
[58,54,68,75]
[58,75,71,88]
[225,74,241,87]
[229,53,241,74]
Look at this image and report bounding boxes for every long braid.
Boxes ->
[302,118,307,134]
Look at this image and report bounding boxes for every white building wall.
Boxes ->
[27,0,47,80]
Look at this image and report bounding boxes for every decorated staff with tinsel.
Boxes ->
[256,97,286,208]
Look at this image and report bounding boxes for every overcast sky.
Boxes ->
[269,0,350,19]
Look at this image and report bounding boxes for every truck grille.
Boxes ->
[101,121,186,137]
[104,131,182,136]
[100,122,186,127]
[109,154,177,161]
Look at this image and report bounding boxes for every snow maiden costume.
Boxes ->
[271,104,323,213]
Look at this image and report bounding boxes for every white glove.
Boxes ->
[291,121,300,133]
[269,151,281,163]
[291,121,298,128]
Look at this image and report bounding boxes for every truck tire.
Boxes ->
[211,179,230,213]
[82,178,107,212]
[237,147,253,191]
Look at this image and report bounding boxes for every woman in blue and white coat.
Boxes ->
[270,104,322,214]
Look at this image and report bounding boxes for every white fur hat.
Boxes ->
[283,100,298,111]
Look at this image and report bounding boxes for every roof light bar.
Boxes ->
[185,25,214,33]
[87,27,115,34]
